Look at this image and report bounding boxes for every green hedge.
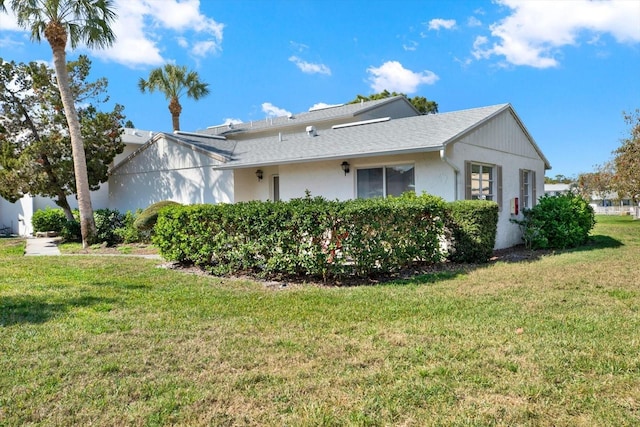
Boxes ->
[446,200,499,263]
[511,194,595,249]
[32,207,67,233]
[154,194,497,279]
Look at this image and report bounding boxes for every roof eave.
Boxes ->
[213,145,445,170]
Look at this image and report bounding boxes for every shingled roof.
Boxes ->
[113,103,550,174]
[200,96,419,137]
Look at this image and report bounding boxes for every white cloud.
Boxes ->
[0,0,224,67]
[262,103,292,118]
[367,61,439,94]
[474,0,640,68]
[467,16,482,28]
[0,7,21,31]
[223,118,242,125]
[289,56,331,75]
[428,19,456,31]
[403,40,419,51]
[289,41,309,52]
[308,102,342,111]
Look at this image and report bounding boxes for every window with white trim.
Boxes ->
[357,164,415,199]
[465,161,502,209]
[520,169,536,209]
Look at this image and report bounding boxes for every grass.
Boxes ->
[1,216,639,426]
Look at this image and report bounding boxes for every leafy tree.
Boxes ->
[545,174,574,184]
[612,110,640,204]
[576,162,615,205]
[1,0,118,247]
[348,90,438,114]
[0,56,124,221]
[138,64,210,132]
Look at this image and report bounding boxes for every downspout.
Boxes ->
[440,147,459,200]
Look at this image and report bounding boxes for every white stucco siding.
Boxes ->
[108,137,233,212]
[233,152,455,203]
[234,166,279,202]
[449,110,546,249]
[0,196,32,235]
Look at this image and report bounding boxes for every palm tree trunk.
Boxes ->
[49,44,96,247]
[169,97,182,131]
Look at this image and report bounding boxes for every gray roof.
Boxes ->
[116,103,551,173]
[121,128,154,144]
[204,103,514,169]
[200,96,417,136]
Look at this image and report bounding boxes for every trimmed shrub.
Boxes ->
[446,200,499,263]
[60,219,81,242]
[134,201,181,232]
[32,207,67,233]
[94,209,126,246]
[154,194,449,279]
[114,210,149,243]
[512,194,595,249]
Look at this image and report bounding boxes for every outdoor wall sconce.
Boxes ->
[341,161,350,175]
[255,169,263,181]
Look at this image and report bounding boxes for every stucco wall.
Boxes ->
[449,110,546,249]
[234,152,456,203]
[108,137,233,212]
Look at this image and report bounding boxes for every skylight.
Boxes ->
[332,117,391,130]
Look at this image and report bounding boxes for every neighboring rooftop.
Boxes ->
[121,128,154,144]
[200,96,418,137]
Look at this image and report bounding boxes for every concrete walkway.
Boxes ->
[24,237,61,256]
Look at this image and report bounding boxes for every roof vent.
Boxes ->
[306,125,317,137]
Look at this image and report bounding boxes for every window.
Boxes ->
[357,164,415,199]
[465,162,502,209]
[520,169,536,208]
[272,175,280,201]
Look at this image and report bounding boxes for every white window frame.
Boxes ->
[520,169,537,209]
[465,161,503,210]
[356,164,415,199]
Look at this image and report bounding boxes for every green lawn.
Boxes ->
[1,216,639,426]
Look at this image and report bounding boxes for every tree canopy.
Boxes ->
[348,90,438,115]
[544,174,574,184]
[612,110,640,204]
[138,64,210,131]
[576,162,615,205]
[0,56,125,220]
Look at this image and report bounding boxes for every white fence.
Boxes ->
[592,205,639,218]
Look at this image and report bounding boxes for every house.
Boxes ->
[544,183,572,196]
[0,128,152,236]
[109,96,551,249]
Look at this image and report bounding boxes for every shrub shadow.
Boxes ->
[0,295,116,326]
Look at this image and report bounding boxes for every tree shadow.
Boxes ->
[0,295,116,326]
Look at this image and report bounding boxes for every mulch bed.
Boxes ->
[161,245,553,289]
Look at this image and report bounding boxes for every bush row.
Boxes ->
[31,207,149,246]
[153,195,500,279]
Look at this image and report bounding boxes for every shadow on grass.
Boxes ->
[0,295,116,326]
[573,235,624,251]
[385,269,467,286]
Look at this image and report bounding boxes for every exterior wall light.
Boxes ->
[341,161,350,175]
[256,169,263,181]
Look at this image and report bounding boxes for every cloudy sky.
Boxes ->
[1,0,639,178]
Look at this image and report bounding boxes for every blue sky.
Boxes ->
[1,0,639,179]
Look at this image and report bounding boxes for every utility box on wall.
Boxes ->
[510,197,519,215]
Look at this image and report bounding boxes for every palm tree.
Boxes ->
[139,64,210,132]
[0,0,117,247]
